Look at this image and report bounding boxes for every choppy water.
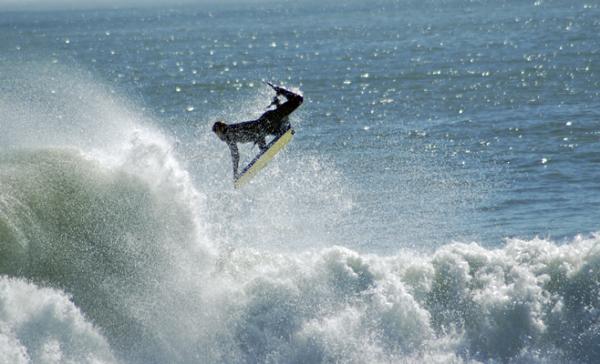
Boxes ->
[1,1,599,363]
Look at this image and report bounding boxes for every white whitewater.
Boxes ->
[1,64,599,364]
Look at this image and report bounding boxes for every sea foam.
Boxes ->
[0,276,117,364]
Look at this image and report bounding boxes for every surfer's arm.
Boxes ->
[228,141,240,179]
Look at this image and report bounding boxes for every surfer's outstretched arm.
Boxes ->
[228,142,240,178]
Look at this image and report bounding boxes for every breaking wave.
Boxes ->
[209,235,600,364]
[1,65,599,363]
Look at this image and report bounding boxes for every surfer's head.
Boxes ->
[212,121,227,140]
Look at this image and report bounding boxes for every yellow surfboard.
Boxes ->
[234,128,295,189]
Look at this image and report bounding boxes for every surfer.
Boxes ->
[212,82,303,179]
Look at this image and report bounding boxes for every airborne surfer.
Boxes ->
[212,82,303,180]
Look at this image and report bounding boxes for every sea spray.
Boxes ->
[1,63,599,363]
[2,146,600,362]
[0,64,216,363]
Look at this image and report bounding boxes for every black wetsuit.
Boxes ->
[222,87,303,178]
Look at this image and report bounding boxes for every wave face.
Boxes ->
[1,66,600,363]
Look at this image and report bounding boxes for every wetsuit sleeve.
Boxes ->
[228,141,239,178]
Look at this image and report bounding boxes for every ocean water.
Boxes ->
[0,0,599,363]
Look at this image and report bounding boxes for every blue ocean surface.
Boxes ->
[0,0,599,363]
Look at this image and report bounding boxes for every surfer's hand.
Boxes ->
[266,81,284,95]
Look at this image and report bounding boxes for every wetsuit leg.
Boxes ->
[278,116,291,136]
[257,138,267,153]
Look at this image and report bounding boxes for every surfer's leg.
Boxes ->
[257,138,267,153]
[278,117,291,136]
